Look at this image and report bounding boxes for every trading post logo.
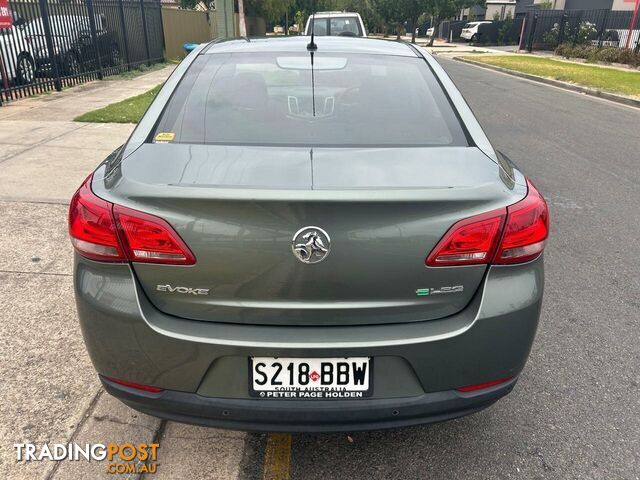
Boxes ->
[15,442,160,475]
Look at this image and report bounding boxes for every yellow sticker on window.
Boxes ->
[155,132,175,143]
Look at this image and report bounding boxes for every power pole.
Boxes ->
[625,0,640,50]
[238,0,247,37]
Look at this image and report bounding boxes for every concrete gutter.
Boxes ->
[452,56,640,109]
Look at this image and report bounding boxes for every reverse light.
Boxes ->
[114,206,196,265]
[69,175,195,265]
[426,178,549,267]
[426,210,506,267]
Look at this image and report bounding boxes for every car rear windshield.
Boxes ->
[310,17,362,36]
[153,52,469,147]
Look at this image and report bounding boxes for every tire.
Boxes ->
[471,34,478,44]
[16,53,35,85]
[64,52,81,76]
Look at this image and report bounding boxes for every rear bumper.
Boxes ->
[101,375,517,433]
[75,255,543,432]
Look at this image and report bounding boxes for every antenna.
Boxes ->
[306,0,317,116]
[307,0,318,51]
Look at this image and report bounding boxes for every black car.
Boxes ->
[26,14,121,76]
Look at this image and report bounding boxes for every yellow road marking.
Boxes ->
[262,433,292,480]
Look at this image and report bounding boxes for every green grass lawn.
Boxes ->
[74,85,161,123]
[461,55,640,98]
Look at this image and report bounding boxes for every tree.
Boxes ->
[370,0,482,43]
[248,0,296,23]
[400,0,430,43]
[179,0,214,10]
[256,0,339,33]
[294,10,305,32]
[337,0,380,34]
[371,0,410,38]
[423,0,480,46]
[239,0,247,36]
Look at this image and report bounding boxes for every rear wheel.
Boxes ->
[471,34,478,44]
[64,52,81,76]
[109,43,122,67]
[16,54,35,85]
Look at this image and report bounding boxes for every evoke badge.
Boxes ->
[292,226,331,264]
[157,284,210,296]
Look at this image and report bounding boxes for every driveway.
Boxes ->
[1,55,639,479]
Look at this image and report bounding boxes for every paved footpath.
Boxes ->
[0,67,248,480]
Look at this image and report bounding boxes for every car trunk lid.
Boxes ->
[94,144,524,326]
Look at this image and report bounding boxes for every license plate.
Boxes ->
[249,357,372,399]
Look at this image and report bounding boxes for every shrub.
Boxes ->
[543,23,559,46]
[595,47,622,64]
[555,43,571,57]
[572,21,597,46]
[618,49,640,67]
[571,45,593,59]
[498,12,514,45]
[545,21,597,47]
[555,43,640,67]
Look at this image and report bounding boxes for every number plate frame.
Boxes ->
[248,357,374,400]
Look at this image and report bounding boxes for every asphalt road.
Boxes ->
[253,58,640,480]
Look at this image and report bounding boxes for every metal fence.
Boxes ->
[438,20,465,42]
[0,0,164,105]
[524,8,640,53]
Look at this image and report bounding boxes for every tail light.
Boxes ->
[493,179,549,265]
[427,178,548,267]
[69,175,195,265]
[69,177,125,262]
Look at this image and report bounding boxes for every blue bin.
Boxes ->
[183,43,199,54]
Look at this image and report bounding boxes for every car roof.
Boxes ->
[311,12,361,18]
[203,37,418,57]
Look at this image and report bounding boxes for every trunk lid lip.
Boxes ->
[93,176,526,206]
[94,144,527,206]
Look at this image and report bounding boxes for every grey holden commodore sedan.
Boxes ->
[69,36,548,432]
